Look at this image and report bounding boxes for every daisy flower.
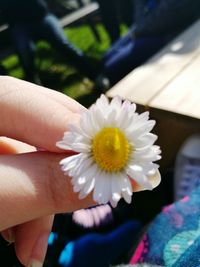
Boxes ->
[57,95,161,207]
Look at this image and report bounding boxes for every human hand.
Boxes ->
[0,76,94,266]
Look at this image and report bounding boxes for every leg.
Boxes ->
[9,23,39,83]
[104,35,170,85]
[36,14,99,80]
[103,31,133,62]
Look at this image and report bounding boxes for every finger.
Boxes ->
[0,137,36,154]
[14,216,54,267]
[1,76,83,113]
[0,151,94,231]
[32,80,84,113]
[0,76,83,152]
[0,137,53,267]
[0,136,37,244]
[1,228,15,243]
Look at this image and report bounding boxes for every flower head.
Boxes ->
[57,95,161,207]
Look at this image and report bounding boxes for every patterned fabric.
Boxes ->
[115,265,163,267]
[114,265,163,267]
[130,186,200,267]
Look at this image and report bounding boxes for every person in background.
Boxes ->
[102,0,200,86]
[0,0,101,85]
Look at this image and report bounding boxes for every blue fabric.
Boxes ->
[58,220,141,267]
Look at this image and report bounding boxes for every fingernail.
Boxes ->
[27,232,49,267]
[27,260,43,267]
[7,228,15,243]
[2,228,15,243]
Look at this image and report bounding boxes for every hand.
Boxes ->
[0,76,94,266]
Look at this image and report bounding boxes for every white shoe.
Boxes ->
[174,134,200,200]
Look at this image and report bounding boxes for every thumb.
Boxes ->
[14,216,54,267]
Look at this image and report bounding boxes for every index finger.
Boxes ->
[0,76,83,152]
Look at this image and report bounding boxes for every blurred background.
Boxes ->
[0,0,132,107]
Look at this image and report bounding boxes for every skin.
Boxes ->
[0,76,160,266]
[0,76,94,266]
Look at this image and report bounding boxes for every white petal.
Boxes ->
[127,167,153,190]
[93,94,110,116]
[56,132,77,150]
[82,177,96,195]
[133,133,158,148]
[148,169,161,189]
[94,107,106,129]
[133,169,161,192]
[97,94,109,107]
[110,198,118,208]
[56,141,73,151]
[110,95,122,110]
[93,178,104,203]
[111,174,121,203]
[122,99,133,110]
[118,173,133,203]
[116,108,132,129]
[80,111,97,137]
[68,124,84,136]
[93,172,110,204]
[75,163,98,185]
[60,154,83,172]
[77,176,87,185]
[131,103,137,111]
[126,120,156,140]
[79,167,98,191]
[69,156,93,178]
[69,142,91,153]
[131,145,161,163]
[106,109,117,127]
[74,182,83,193]
[137,111,149,121]
[122,190,132,204]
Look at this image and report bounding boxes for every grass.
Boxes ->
[2,23,127,107]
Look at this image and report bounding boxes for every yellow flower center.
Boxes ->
[92,127,130,172]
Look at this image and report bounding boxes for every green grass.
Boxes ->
[2,23,127,107]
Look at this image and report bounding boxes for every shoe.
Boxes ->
[174,134,200,200]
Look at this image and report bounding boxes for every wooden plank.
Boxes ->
[150,51,200,119]
[107,19,200,105]
[60,2,99,27]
